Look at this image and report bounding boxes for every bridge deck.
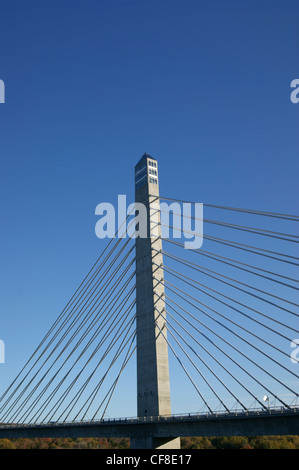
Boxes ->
[0,408,298,440]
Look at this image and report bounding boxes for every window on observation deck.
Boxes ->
[149,177,157,185]
[149,160,157,168]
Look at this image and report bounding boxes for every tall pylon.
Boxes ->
[131,153,180,449]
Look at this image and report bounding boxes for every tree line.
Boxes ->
[0,435,298,449]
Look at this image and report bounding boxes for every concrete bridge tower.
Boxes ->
[131,153,180,449]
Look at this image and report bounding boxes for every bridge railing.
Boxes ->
[1,405,298,429]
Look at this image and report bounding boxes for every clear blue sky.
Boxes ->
[0,0,298,419]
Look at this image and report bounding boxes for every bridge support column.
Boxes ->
[130,437,181,449]
[133,154,180,450]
